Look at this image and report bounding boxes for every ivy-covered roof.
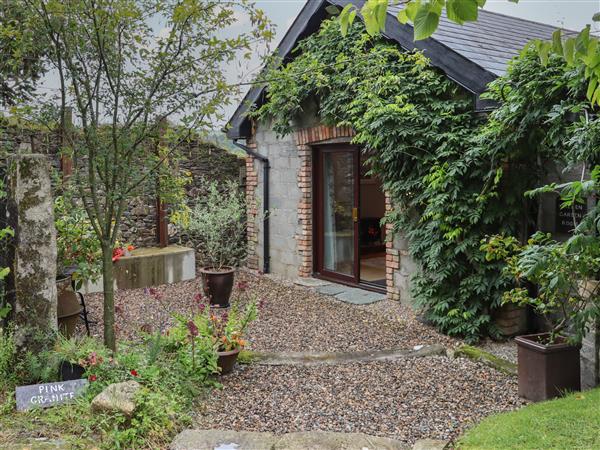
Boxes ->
[226,0,558,139]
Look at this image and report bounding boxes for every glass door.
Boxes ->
[315,146,359,283]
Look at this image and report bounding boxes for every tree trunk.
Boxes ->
[101,242,116,351]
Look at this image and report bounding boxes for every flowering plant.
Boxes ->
[170,281,260,354]
[112,242,135,262]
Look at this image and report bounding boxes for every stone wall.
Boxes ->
[120,141,246,247]
[1,128,245,248]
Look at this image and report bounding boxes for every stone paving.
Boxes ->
[295,277,386,305]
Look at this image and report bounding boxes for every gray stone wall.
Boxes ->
[253,120,303,279]
[122,141,246,248]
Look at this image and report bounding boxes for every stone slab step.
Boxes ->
[170,429,409,450]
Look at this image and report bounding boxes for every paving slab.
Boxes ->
[294,278,331,288]
[315,283,347,296]
[244,344,447,366]
[334,287,385,304]
[412,439,449,450]
[170,429,408,450]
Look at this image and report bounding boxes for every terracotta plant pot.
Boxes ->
[217,347,241,375]
[59,361,85,381]
[200,267,234,308]
[57,276,82,338]
[515,333,581,402]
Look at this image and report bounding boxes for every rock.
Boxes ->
[170,430,408,450]
[412,439,449,450]
[91,381,141,417]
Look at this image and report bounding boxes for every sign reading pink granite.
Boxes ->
[16,379,88,411]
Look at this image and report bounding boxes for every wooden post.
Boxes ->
[156,197,168,248]
[156,118,168,248]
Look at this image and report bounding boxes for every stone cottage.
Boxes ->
[227,0,561,299]
[226,1,598,386]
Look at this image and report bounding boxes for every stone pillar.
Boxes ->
[8,153,58,353]
[581,322,599,389]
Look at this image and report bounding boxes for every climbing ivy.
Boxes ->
[252,20,537,341]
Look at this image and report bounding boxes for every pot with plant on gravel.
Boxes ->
[171,289,259,375]
[183,179,248,308]
[483,231,600,402]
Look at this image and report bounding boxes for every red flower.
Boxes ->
[127,245,135,251]
[112,247,125,262]
[89,374,97,382]
[130,369,138,377]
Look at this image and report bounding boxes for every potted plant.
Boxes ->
[183,179,248,308]
[53,335,109,381]
[55,195,103,336]
[170,285,258,375]
[483,232,600,402]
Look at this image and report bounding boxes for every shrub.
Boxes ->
[183,179,247,270]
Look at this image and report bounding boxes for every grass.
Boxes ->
[458,387,600,449]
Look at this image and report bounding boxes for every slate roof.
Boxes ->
[226,0,561,139]
[420,7,561,76]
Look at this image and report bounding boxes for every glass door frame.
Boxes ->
[313,144,360,285]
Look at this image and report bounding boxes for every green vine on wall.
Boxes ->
[251,20,573,341]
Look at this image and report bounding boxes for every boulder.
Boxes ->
[91,381,141,417]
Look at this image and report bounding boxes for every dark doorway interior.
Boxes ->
[359,155,386,287]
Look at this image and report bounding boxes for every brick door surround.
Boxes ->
[246,123,400,301]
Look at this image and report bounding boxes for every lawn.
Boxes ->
[458,387,600,449]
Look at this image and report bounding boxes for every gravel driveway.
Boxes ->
[84,271,523,446]
[194,357,525,446]
[83,271,457,352]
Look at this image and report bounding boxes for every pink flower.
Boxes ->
[187,320,199,337]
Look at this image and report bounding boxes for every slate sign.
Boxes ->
[556,199,587,233]
[16,379,88,411]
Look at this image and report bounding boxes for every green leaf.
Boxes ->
[586,78,598,100]
[398,9,409,24]
[447,0,479,25]
[564,38,576,65]
[586,77,598,100]
[374,0,389,30]
[552,29,563,55]
[339,4,356,36]
[413,5,441,40]
[0,267,10,280]
[325,5,340,15]
[576,25,591,56]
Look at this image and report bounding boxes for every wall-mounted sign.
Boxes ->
[556,199,587,234]
[16,379,88,411]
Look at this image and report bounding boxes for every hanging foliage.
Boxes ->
[252,19,545,341]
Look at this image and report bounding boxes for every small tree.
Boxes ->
[14,0,272,350]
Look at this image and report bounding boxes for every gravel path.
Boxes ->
[194,356,525,446]
[83,271,523,446]
[83,271,457,352]
[478,339,518,364]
